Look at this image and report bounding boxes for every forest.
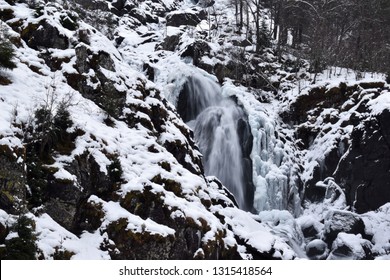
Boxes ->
[229,0,390,77]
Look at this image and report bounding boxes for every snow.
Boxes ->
[35,213,110,260]
[368,90,390,115]
[53,168,77,182]
[362,203,390,257]
[88,195,176,237]
[329,233,371,260]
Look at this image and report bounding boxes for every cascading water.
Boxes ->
[192,100,246,208]
[176,72,250,210]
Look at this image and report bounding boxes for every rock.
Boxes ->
[166,10,206,27]
[304,178,346,208]
[130,8,159,24]
[0,221,7,243]
[73,0,110,11]
[327,233,373,260]
[306,239,328,260]
[21,20,69,50]
[0,145,26,214]
[72,44,126,118]
[111,0,126,11]
[236,114,255,211]
[194,0,215,8]
[335,109,390,213]
[158,33,182,51]
[322,210,366,246]
[298,216,324,241]
[180,40,211,66]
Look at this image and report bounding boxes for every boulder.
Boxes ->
[158,33,182,52]
[327,233,373,260]
[306,239,328,260]
[298,216,324,241]
[180,40,211,66]
[166,10,206,27]
[322,210,366,246]
[21,20,68,50]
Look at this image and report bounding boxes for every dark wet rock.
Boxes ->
[21,20,69,50]
[166,10,206,27]
[180,40,211,67]
[158,33,182,52]
[335,109,390,213]
[306,239,328,260]
[73,0,110,11]
[0,221,7,243]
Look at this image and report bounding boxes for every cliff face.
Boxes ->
[0,0,389,260]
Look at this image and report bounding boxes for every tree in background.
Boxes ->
[256,0,390,77]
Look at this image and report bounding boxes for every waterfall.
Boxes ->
[177,72,250,210]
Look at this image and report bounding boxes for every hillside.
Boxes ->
[0,0,389,260]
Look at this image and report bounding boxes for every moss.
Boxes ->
[0,75,12,85]
[52,248,75,260]
[0,190,15,204]
[110,218,154,244]
[151,174,183,197]
[120,187,165,219]
[0,144,15,160]
[159,161,171,172]
[20,22,39,41]
[147,145,159,153]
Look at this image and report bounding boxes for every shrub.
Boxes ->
[0,38,16,70]
[107,155,123,183]
[0,215,37,260]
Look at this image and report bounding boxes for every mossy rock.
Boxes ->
[106,218,174,259]
[120,187,167,221]
[151,174,183,197]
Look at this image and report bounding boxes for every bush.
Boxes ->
[53,102,73,131]
[107,155,123,183]
[0,215,37,260]
[0,37,16,70]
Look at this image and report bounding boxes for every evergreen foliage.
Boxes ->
[0,215,37,260]
[0,35,16,70]
[107,155,123,183]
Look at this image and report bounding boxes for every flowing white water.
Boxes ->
[180,73,247,209]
